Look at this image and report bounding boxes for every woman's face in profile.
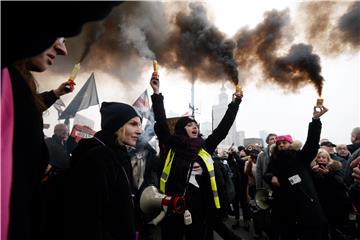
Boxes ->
[25,38,67,72]
[116,117,142,147]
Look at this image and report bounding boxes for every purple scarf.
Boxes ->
[173,135,205,161]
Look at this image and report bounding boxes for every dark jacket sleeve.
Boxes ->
[344,148,360,186]
[349,184,360,212]
[264,158,275,185]
[205,100,240,154]
[300,118,322,165]
[151,93,171,144]
[39,90,58,111]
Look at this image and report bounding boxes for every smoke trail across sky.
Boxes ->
[49,1,357,96]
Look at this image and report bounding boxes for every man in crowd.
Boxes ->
[256,133,277,190]
[348,127,360,154]
[336,144,351,161]
[45,123,77,170]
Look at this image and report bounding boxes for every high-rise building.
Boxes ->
[212,85,239,149]
[259,130,268,145]
[200,121,212,138]
[244,138,264,148]
[237,130,245,146]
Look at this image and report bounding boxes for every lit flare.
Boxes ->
[66,63,80,91]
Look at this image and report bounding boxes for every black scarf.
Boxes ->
[172,135,206,162]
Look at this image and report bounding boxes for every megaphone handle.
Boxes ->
[149,210,166,226]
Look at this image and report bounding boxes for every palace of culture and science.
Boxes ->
[210,85,243,149]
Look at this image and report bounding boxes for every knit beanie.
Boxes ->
[275,135,293,144]
[100,102,141,133]
[174,116,198,136]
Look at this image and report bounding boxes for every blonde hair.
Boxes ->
[310,148,332,168]
[115,126,126,146]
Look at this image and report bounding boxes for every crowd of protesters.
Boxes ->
[4,58,360,240]
[3,38,360,240]
[2,2,360,240]
[217,126,360,240]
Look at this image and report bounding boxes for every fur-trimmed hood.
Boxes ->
[269,139,303,157]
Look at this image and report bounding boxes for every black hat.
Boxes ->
[238,145,245,152]
[174,116,198,136]
[100,102,141,133]
[320,141,336,147]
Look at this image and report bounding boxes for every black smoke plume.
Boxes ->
[160,3,239,84]
[234,9,324,95]
[275,44,324,96]
[52,2,359,95]
[52,2,240,86]
[300,1,360,55]
[79,22,105,63]
[338,2,360,48]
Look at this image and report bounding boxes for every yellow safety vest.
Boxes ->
[159,148,221,209]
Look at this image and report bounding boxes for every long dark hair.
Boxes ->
[14,61,46,112]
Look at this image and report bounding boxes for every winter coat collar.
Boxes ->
[51,134,66,144]
[93,130,128,154]
[347,142,360,154]
[310,158,343,172]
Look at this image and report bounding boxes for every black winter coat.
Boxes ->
[344,147,360,212]
[264,118,327,228]
[8,65,58,240]
[311,160,352,225]
[64,130,136,240]
[151,93,240,218]
[228,152,246,191]
[45,135,77,169]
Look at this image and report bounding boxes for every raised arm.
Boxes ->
[150,75,171,144]
[39,81,74,112]
[300,105,328,164]
[205,90,243,154]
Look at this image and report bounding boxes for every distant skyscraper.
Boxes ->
[237,130,245,146]
[244,138,264,148]
[212,85,239,149]
[259,130,268,145]
[200,121,212,138]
